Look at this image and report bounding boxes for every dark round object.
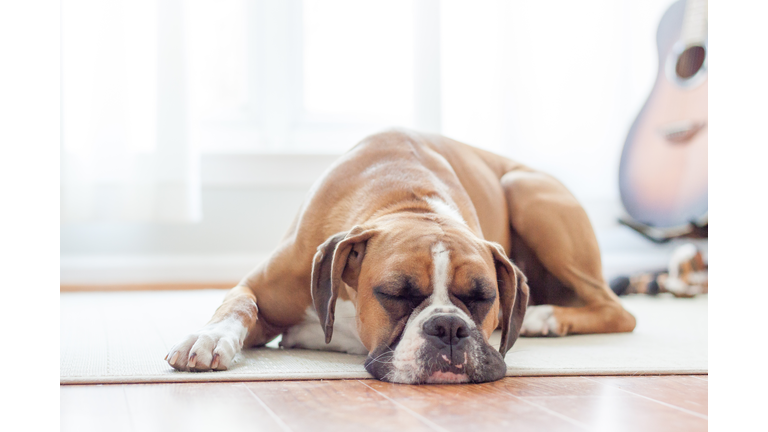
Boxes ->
[610,276,631,296]
[647,279,660,296]
[676,45,706,79]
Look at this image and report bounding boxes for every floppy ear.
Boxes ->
[488,242,530,357]
[311,226,376,344]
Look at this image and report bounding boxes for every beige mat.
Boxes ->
[60,290,707,384]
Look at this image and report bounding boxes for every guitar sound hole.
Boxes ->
[676,46,706,79]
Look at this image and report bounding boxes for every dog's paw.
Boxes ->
[520,305,565,337]
[165,319,247,372]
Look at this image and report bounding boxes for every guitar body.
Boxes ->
[619,0,707,229]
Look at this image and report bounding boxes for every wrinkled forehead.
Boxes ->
[365,223,495,292]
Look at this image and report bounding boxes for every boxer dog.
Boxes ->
[166,130,636,384]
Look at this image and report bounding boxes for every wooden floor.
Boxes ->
[61,375,707,432]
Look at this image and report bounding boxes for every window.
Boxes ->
[63,0,676,202]
[187,0,432,154]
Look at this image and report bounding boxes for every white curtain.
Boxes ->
[61,0,200,223]
[61,0,675,223]
[439,0,676,203]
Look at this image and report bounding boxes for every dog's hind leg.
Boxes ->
[500,169,636,336]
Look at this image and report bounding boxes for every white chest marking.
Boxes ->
[279,299,368,355]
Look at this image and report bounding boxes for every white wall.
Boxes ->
[61,154,335,284]
[60,152,706,285]
[61,0,707,285]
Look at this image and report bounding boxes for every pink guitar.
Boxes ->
[619,0,707,240]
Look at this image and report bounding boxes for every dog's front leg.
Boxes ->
[166,285,261,371]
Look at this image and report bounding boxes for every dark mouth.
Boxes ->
[409,351,473,384]
[418,346,470,381]
[431,361,467,375]
[420,329,507,384]
[424,370,471,384]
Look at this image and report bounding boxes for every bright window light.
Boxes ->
[185,0,249,122]
[302,0,415,124]
[62,0,157,154]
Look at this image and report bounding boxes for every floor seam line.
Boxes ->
[357,380,449,432]
[240,383,295,432]
[496,387,593,431]
[581,377,708,420]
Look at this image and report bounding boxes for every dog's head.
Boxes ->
[310,213,529,384]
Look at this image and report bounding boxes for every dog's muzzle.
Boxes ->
[422,314,471,374]
[365,307,507,384]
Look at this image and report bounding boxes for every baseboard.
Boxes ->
[60,254,269,287]
[60,282,238,292]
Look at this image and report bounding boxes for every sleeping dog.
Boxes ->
[166,130,636,384]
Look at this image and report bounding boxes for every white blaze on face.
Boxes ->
[431,242,451,305]
[423,242,473,323]
[387,242,476,383]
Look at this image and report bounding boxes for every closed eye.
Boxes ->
[454,278,497,305]
[454,292,496,306]
[375,291,429,309]
[453,278,497,323]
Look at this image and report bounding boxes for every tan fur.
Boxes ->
[169,129,636,372]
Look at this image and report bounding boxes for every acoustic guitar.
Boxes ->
[618,0,707,241]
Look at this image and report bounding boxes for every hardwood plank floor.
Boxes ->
[61,376,707,432]
[246,380,435,432]
[585,375,708,416]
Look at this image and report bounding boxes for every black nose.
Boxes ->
[423,315,470,346]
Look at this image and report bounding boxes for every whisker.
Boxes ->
[366,347,396,365]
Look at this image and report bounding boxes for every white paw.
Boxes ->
[520,305,563,337]
[166,318,246,372]
[664,276,705,297]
